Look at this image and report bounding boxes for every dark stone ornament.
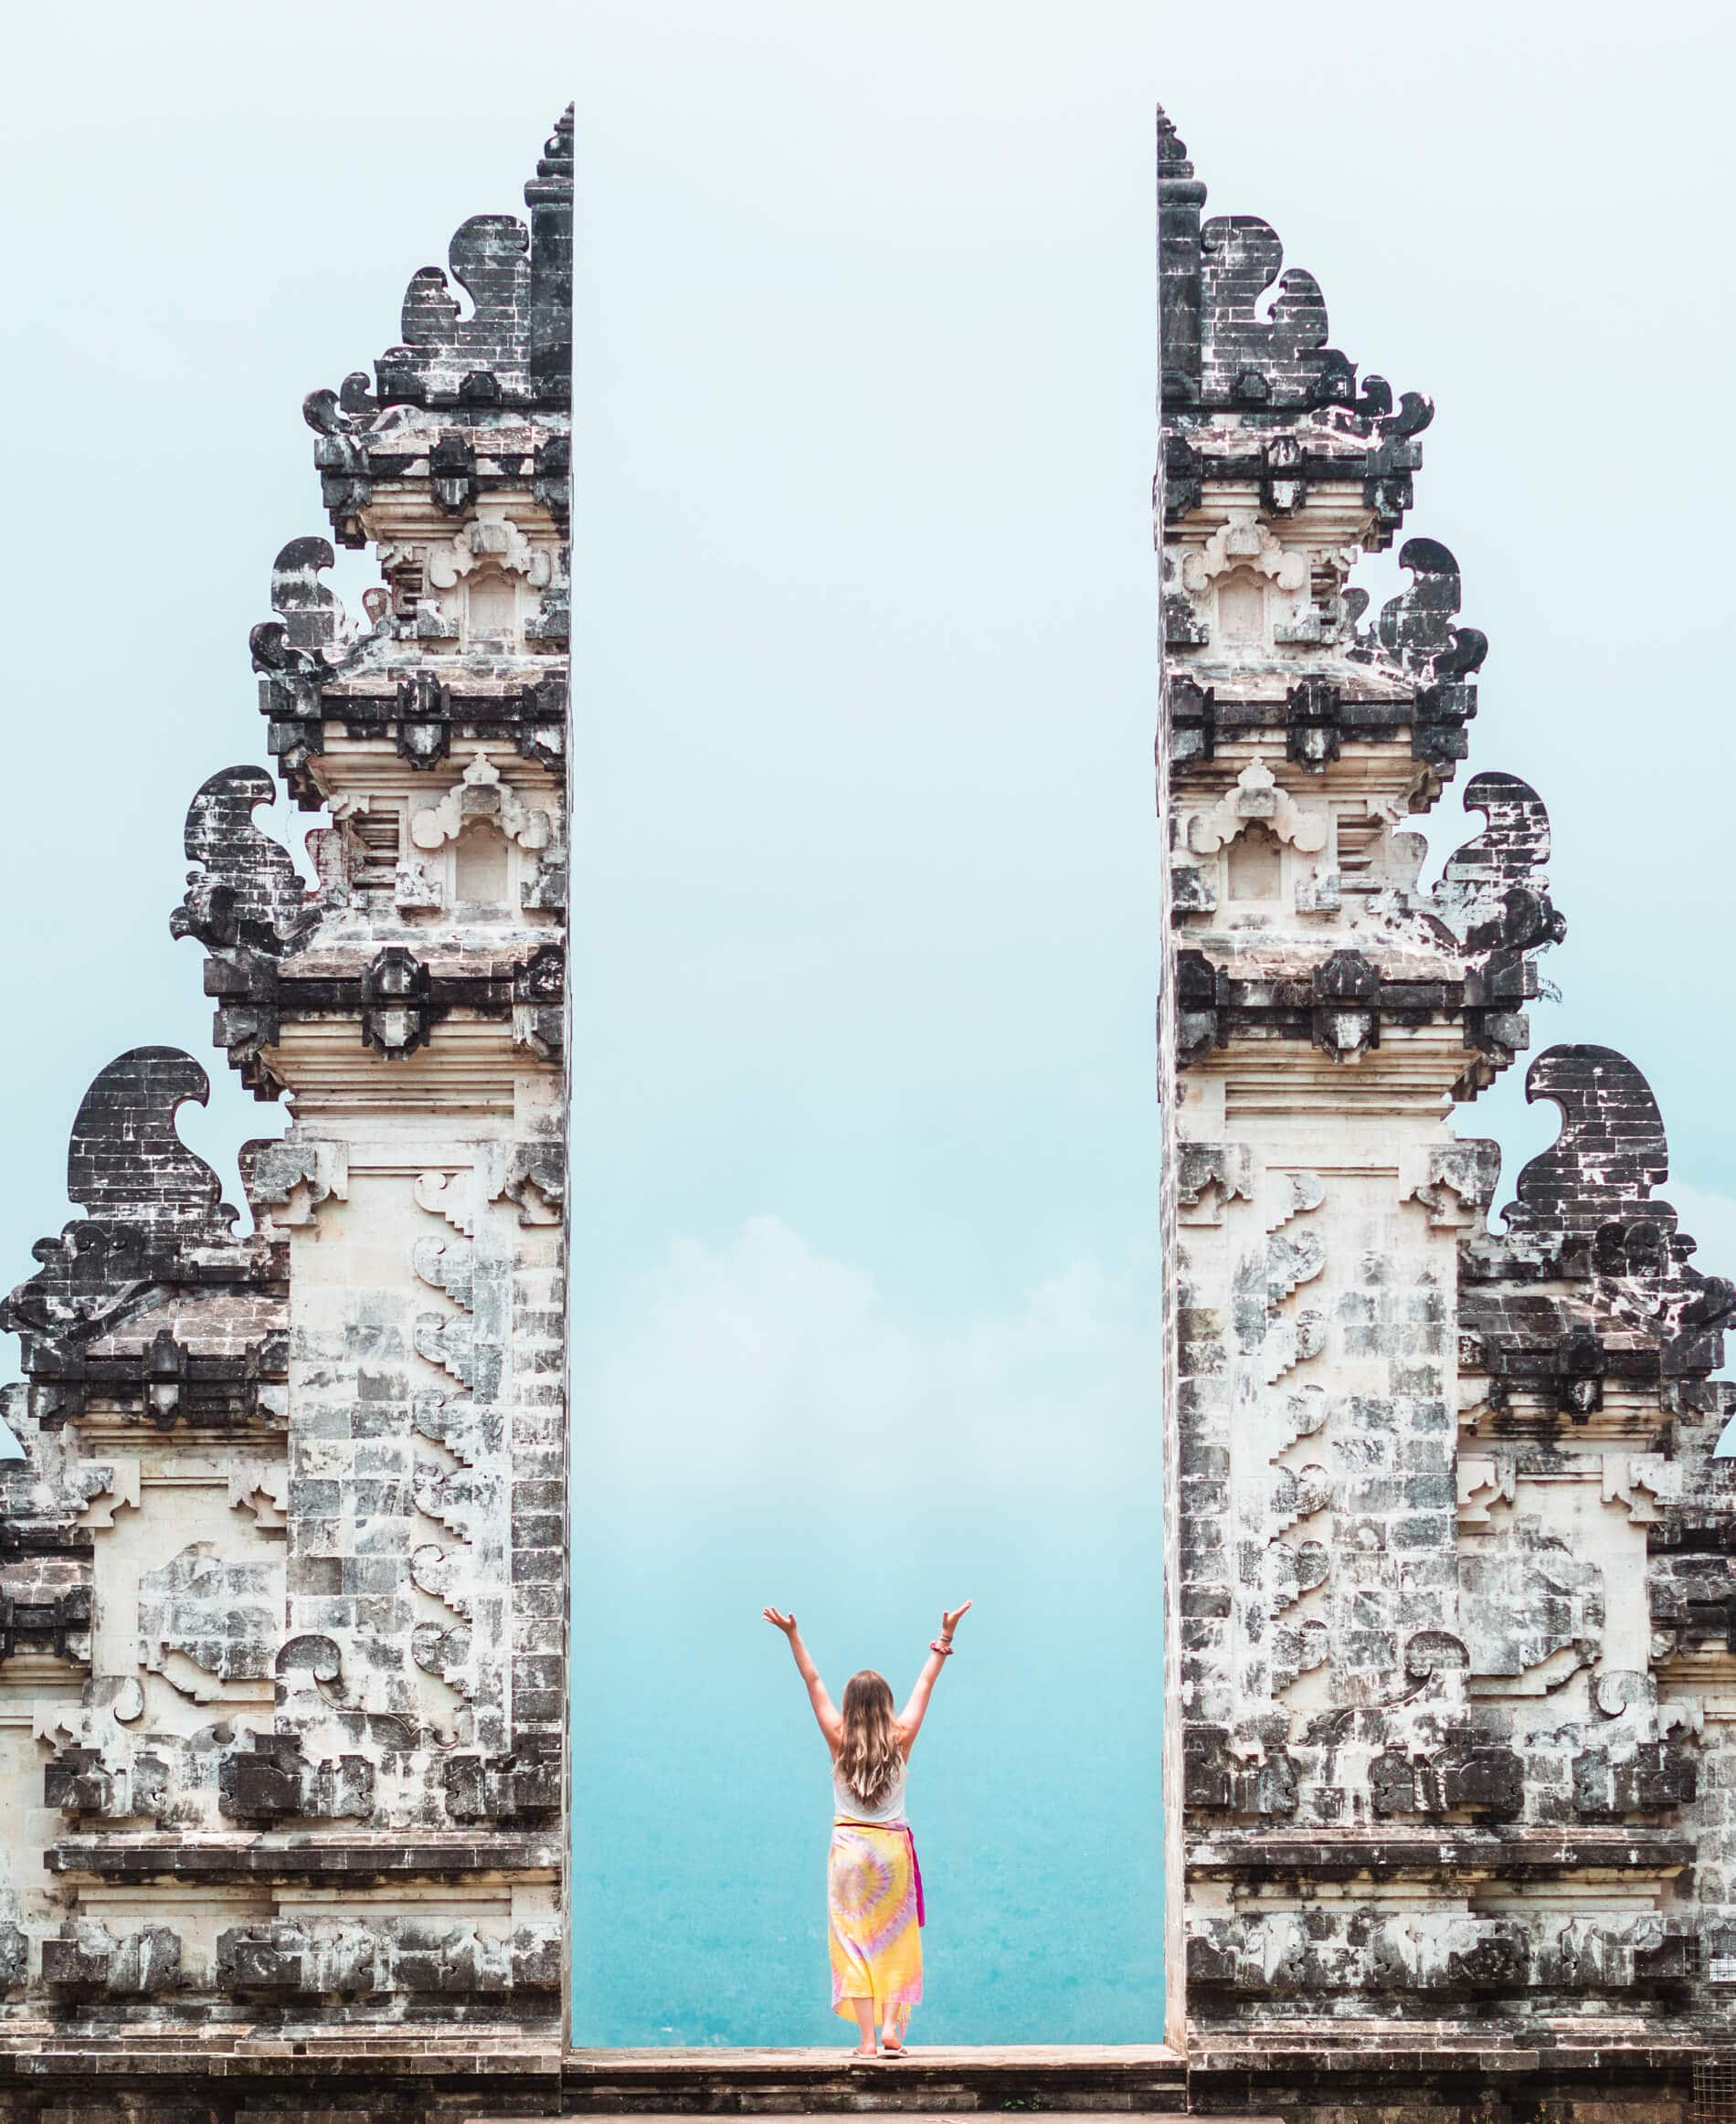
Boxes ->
[360,946,433,1059]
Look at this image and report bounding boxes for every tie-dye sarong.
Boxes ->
[828,1819,923,2023]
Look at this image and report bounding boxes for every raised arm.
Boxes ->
[896,1600,971,1756]
[762,1608,842,1751]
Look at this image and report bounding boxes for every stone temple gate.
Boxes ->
[0,99,1730,2124]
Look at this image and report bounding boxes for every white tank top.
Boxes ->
[832,1753,908,1825]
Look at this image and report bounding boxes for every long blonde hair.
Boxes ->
[836,1670,903,1809]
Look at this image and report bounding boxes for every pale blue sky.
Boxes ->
[3,0,1731,2046]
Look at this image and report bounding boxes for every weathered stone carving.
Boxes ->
[1160,101,1735,2065]
[42,1922,181,2000]
[172,765,312,954]
[1433,772,1563,952]
[0,1048,286,1429]
[0,111,569,2045]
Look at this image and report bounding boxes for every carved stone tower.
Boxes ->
[0,111,570,2062]
[1159,107,1736,2095]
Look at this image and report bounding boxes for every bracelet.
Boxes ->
[930,1638,954,1656]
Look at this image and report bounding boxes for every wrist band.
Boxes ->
[930,1638,954,1656]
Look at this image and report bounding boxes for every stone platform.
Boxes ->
[0,2033,1702,2120]
[564,2044,1188,2113]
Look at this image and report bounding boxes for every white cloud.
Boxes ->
[574,1215,1160,1494]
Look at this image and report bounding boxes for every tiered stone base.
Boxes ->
[0,2033,1705,2121]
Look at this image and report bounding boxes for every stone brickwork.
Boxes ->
[1158,104,1736,2079]
[0,111,570,2064]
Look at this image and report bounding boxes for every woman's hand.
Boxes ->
[899,1601,974,1751]
[766,1610,837,1739]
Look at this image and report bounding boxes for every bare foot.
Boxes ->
[881,2039,907,2056]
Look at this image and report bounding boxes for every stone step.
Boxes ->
[561,2044,1189,2114]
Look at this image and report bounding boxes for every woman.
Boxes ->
[762,1600,972,2057]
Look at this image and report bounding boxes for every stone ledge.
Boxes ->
[47,1835,562,1882]
[0,2030,561,2079]
[1188,2018,1707,2075]
[0,2057,560,2076]
[564,2046,1188,2116]
[1186,1827,1696,1878]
